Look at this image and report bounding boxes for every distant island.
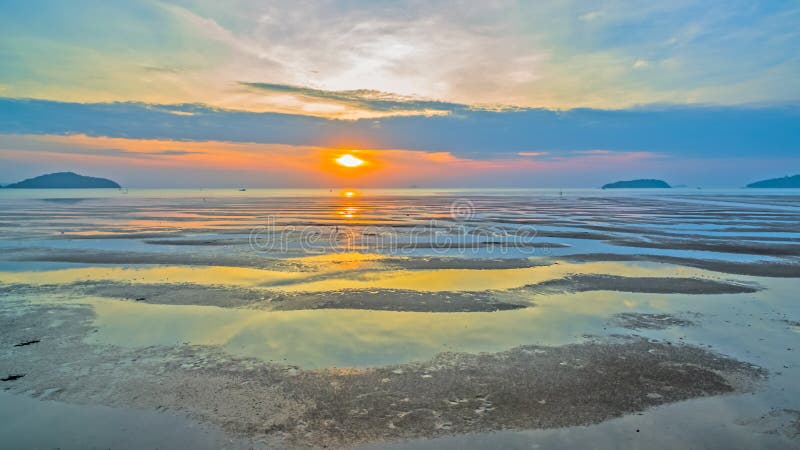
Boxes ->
[602,179,671,189]
[745,174,800,188]
[1,172,121,189]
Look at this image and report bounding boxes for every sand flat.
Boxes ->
[1,190,799,448]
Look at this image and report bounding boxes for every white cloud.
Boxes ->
[159,1,549,109]
[579,10,605,22]
[2,0,798,114]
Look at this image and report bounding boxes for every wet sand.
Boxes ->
[0,261,763,312]
[608,312,699,330]
[563,253,800,278]
[0,391,248,450]
[0,299,765,448]
[526,274,760,295]
[1,190,799,448]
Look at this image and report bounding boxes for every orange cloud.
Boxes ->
[0,134,665,187]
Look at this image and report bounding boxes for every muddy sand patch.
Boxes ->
[563,253,800,278]
[609,312,698,330]
[525,274,760,295]
[0,300,766,448]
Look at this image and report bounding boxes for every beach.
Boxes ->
[1,189,799,448]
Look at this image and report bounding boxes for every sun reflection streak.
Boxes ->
[338,207,358,219]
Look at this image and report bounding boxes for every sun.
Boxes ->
[335,154,365,168]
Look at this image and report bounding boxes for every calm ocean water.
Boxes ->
[1,187,799,199]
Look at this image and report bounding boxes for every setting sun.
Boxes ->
[335,154,365,168]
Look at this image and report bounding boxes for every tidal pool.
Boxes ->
[63,276,787,369]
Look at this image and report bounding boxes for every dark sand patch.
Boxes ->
[784,410,800,439]
[58,232,188,239]
[7,281,530,313]
[81,282,268,308]
[0,270,758,314]
[0,247,553,273]
[1,247,295,270]
[270,289,528,312]
[0,282,267,309]
[563,253,800,278]
[720,225,800,233]
[1,374,25,382]
[533,222,800,243]
[285,337,763,446]
[37,198,94,204]
[608,237,800,257]
[702,235,800,243]
[380,257,546,270]
[515,229,612,241]
[143,238,250,246]
[0,300,766,448]
[609,312,698,330]
[739,408,800,439]
[526,274,760,295]
[379,241,570,250]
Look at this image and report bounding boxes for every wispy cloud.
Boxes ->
[3,1,796,113]
[0,134,205,159]
[238,83,459,119]
[154,149,201,155]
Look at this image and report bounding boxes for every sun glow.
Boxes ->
[335,154,365,168]
[339,207,358,218]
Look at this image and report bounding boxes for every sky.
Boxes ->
[0,0,798,188]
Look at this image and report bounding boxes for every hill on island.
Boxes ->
[602,179,671,189]
[745,175,800,188]
[2,172,121,189]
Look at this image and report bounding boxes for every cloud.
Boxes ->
[0,134,205,159]
[1,98,797,160]
[0,134,668,188]
[574,150,611,155]
[3,1,797,113]
[579,10,605,22]
[4,133,787,188]
[152,149,203,155]
[238,82,460,119]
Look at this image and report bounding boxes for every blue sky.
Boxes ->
[0,1,798,187]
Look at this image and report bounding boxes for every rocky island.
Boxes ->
[746,174,800,188]
[1,172,121,189]
[601,179,671,189]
